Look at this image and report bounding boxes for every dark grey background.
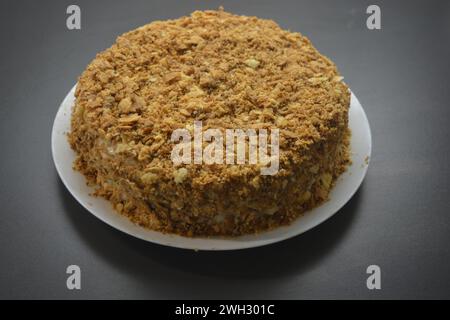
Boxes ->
[0,0,449,299]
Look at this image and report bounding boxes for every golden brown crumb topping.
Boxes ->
[73,9,349,184]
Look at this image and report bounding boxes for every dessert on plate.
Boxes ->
[68,8,351,236]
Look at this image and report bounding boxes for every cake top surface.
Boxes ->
[73,8,349,184]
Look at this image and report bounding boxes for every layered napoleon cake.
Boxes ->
[68,9,351,236]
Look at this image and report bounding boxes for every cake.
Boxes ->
[68,8,351,237]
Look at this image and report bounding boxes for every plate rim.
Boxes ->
[52,84,372,251]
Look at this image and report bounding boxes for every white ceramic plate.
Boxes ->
[52,85,371,251]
